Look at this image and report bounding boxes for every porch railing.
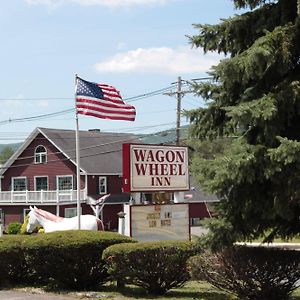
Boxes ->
[0,189,87,204]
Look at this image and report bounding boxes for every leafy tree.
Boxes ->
[0,146,14,164]
[187,0,300,249]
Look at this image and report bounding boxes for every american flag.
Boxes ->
[75,77,136,121]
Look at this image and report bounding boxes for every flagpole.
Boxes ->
[75,74,81,230]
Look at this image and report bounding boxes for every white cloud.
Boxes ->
[94,46,222,74]
[25,0,171,7]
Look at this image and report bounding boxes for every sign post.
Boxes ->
[0,216,3,237]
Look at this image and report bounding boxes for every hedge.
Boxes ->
[0,235,31,287]
[188,245,300,300]
[22,230,134,290]
[0,231,134,290]
[103,240,197,295]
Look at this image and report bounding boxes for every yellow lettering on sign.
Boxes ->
[149,220,157,227]
[147,213,160,220]
[161,219,171,226]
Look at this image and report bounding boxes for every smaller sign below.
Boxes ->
[126,203,190,241]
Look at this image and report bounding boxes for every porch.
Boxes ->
[0,189,87,205]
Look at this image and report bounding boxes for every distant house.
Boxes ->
[184,176,218,225]
[0,127,139,230]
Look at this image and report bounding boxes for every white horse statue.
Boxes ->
[26,206,104,233]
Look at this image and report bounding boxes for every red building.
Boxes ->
[0,127,218,232]
[0,127,138,230]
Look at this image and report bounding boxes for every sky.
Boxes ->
[0,0,245,143]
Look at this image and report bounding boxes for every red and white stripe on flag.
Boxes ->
[76,77,136,121]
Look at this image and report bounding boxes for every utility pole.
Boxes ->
[176,76,182,146]
[163,76,210,145]
[163,76,189,145]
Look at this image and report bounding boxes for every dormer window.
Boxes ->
[35,145,47,164]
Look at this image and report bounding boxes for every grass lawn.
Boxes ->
[34,281,299,300]
[93,281,232,299]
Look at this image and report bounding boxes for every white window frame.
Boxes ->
[34,145,47,164]
[56,175,73,191]
[34,176,49,191]
[12,177,27,191]
[65,207,81,218]
[99,176,107,195]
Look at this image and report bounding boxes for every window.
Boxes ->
[12,177,27,191]
[35,176,48,191]
[99,176,107,194]
[35,145,47,164]
[57,176,73,190]
[190,217,202,226]
[65,207,81,218]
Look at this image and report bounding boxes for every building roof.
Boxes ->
[1,127,140,175]
[41,128,141,174]
[184,176,218,202]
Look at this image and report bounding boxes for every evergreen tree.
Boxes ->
[187,0,300,249]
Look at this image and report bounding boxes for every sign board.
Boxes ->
[128,203,190,241]
[123,144,189,192]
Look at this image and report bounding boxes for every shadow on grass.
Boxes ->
[166,289,230,300]
[99,281,232,299]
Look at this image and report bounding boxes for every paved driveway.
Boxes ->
[0,290,79,300]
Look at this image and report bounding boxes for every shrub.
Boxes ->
[7,222,22,234]
[0,235,30,287]
[103,240,197,295]
[188,245,300,300]
[23,230,134,290]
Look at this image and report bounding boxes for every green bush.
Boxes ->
[7,222,22,234]
[188,245,300,300]
[0,235,31,287]
[23,230,134,290]
[103,240,197,295]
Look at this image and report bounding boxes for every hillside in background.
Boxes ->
[0,143,21,153]
[139,125,188,145]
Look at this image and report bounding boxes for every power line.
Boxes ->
[0,147,123,171]
[0,97,72,101]
[0,121,177,141]
[10,136,140,162]
[0,78,210,128]
[0,122,178,156]
[0,85,174,103]
[0,85,175,126]
[0,124,187,169]
[0,109,74,126]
